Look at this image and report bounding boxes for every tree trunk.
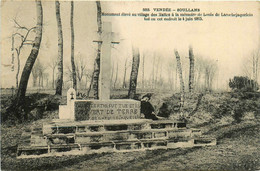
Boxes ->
[142,53,145,89]
[114,62,118,89]
[152,55,155,89]
[55,0,63,95]
[122,59,127,88]
[52,68,55,89]
[33,76,38,87]
[174,50,185,94]
[87,69,94,97]
[70,1,77,91]
[15,0,43,108]
[93,0,102,99]
[128,47,140,99]
[174,50,185,110]
[155,57,159,89]
[111,61,114,88]
[189,46,195,92]
[16,51,20,88]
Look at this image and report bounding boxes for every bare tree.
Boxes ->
[15,0,43,109]
[189,46,195,92]
[70,1,77,91]
[48,58,57,89]
[252,50,259,85]
[43,73,49,88]
[32,59,45,87]
[194,57,205,91]
[11,20,36,88]
[75,56,86,89]
[128,47,140,99]
[242,49,259,90]
[93,0,102,99]
[55,0,64,95]
[204,59,218,91]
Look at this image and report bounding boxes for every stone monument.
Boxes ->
[17,22,216,158]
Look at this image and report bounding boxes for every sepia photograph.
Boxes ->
[1,0,260,170]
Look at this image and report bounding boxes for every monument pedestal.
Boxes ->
[17,118,216,158]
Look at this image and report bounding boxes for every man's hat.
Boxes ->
[142,93,152,100]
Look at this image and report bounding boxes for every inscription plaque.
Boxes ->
[74,100,141,121]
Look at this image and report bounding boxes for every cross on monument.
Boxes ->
[94,22,119,100]
[70,92,74,100]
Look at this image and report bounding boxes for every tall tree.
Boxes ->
[174,50,185,94]
[128,47,140,99]
[93,0,102,99]
[55,0,64,95]
[189,46,195,92]
[174,50,185,110]
[70,1,77,91]
[15,0,43,108]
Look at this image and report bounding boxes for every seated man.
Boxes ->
[140,94,159,120]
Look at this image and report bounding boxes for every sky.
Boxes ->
[1,1,259,89]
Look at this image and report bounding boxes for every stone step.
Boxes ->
[17,137,216,158]
[43,119,186,135]
[43,128,194,145]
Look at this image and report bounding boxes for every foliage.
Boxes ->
[1,93,61,124]
[229,76,259,92]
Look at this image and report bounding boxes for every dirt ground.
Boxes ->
[1,90,260,170]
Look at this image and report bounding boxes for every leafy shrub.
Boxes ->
[229,76,259,92]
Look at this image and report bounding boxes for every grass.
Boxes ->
[1,90,260,170]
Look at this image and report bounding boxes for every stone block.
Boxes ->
[57,126,76,134]
[31,135,47,146]
[82,142,115,151]
[103,132,129,141]
[115,142,132,150]
[154,131,167,138]
[59,105,74,120]
[151,123,173,129]
[191,129,202,137]
[128,124,143,130]
[105,124,128,131]
[167,139,194,148]
[87,125,104,132]
[143,140,167,149]
[75,134,103,143]
[47,135,75,145]
[168,129,191,139]
[130,131,153,140]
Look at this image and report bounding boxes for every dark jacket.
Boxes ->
[141,101,158,120]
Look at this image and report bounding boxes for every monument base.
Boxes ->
[17,119,216,158]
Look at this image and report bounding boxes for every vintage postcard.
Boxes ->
[1,1,260,170]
